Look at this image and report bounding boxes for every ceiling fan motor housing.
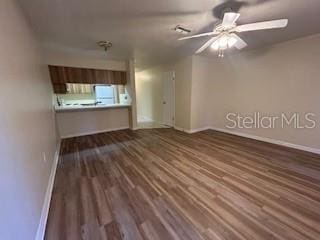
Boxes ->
[221,7,234,19]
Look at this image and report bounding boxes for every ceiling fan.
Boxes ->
[179,12,288,57]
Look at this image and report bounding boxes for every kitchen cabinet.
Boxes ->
[52,83,67,94]
[48,65,127,93]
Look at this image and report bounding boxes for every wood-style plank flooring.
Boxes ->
[45,128,320,240]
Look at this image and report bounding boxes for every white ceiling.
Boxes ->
[18,0,320,69]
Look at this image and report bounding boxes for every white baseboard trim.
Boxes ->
[61,126,130,139]
[35,141,61,240]
[173,126,185,132]
[173,125,320,155]
[137,115,154,123]
[174,126,210,134]
[210,127,320,155]
[186,127,211,134]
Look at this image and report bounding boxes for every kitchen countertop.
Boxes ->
[55,103,131,112]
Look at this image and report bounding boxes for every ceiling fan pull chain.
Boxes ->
[218,49,224,58]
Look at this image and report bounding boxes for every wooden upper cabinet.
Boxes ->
[52,83,67,94]
[83,68,95,84]
[49,65,66,84]
[64,67,84,83]
[48,65,127,93]
[94,69,107,84]
[48,66,67,93]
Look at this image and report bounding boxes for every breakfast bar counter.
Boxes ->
[55,103,131,112]
[55,104,132,138]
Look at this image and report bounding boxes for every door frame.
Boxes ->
[162,71,175,127]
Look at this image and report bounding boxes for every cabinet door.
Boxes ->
[49,65,67,83]
[113,71,121,84]
[107,71,127,84]
[120,71,127,85]
[94,69,107,84]
[83,68,95,84]
[49,66,67,93]
[64,67,84,83]
[48,65,127,85]
[52,83,67,94]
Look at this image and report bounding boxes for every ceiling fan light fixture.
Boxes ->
[228,36,237,47]
[211,40,220,50]
[219,35,229,49]
[211,34,237,51]
[179,11,288,56]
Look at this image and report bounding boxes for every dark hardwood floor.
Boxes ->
[45,128,320,240]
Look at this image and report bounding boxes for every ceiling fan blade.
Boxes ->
[195,37,218,54]
[222,12,240,27]
[230,33,247,49]
[178,32,218,40]
[236,19,288,32]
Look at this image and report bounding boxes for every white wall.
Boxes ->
[190,34,320,150]
[174,57,193,131]
[56,108,130,138]
[135,66,167,123]
[135,58,193,130]
[0,1,58,239]
[190,56,212,130]
[189,55,233,130]
[43,48,126,71]
[126,59,138,129]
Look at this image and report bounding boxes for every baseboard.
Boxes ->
[174,126,185,132]
[186,127,211,134]
[61,126,130,139]
[174,126,210,134]
[35,141,61,240]
[173,125,320,155]
[210,127,320,155]
[137,115,154,123]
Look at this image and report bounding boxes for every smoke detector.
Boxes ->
[97,41,112,52]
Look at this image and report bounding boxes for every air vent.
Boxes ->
[174,25,191,35]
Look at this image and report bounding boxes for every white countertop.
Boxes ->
[55,103,131,112]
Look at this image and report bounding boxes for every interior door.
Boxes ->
[163,71,175,126]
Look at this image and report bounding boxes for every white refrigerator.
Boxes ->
[95,85,115,104]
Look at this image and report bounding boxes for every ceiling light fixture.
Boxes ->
[97,41,112,52]
[210,34,238,57]
[227,36,237,47]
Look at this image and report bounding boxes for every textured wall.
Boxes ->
[0,0,58,239]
